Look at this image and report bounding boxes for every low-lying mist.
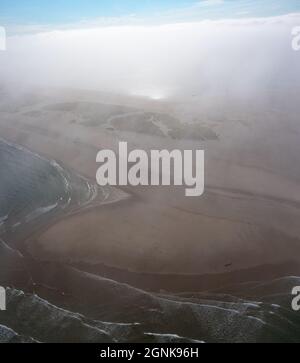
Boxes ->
[0,13,299,104]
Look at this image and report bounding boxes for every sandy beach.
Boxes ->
[1,88,300,281]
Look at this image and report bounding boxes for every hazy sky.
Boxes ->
[0,1,299,103]
[1,0,300,34]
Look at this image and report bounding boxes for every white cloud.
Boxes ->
[195,0,225,8]
[0,13,299,102]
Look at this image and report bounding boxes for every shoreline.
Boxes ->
[2,126,300,277]
[71,259,300,293]
[1,135,299,295]
[1,93,300,282]
[1,97,300,343]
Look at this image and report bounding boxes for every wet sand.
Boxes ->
[1,89,300,285]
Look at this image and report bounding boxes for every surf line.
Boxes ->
[96,142,204,197]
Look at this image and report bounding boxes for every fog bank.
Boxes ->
[0,14,299,102]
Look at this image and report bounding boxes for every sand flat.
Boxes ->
[1,90,300,276]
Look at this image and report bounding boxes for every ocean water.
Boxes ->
[1,274,300,343]
[0,138,97,235]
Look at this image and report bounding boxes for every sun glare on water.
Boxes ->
[130,89,168,101]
